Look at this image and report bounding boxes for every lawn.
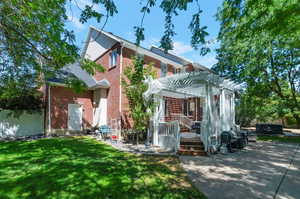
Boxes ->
[257,135,300,144]
[0,137,205,199]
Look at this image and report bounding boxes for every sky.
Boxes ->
[65,0,223,68]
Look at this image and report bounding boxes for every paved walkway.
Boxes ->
[180,142,300,199]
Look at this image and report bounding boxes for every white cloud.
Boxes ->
[170,41,193,56]
[66,12,85,29]
[72,0,100,11]
[197,54,218,68]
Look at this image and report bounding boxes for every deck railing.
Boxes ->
[170,113,193,129]
[157,120,180,152]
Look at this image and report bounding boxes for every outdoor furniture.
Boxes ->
[221,130,248,153]
[256,124,283,134]
[191,122,201,134]
[220,131,233,153]
[98,125,111,139]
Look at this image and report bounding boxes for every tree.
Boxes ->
[213,0,300,127]
[121,57,157,143]
[1,0,209,79]
[0,0,105,110]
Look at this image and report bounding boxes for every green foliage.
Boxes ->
[80,59,106,76]
[0,63,43,113]
[0,137,206,199]
[0,1,106,107]
[132,0,209,53]
[214,0,300,127]
[122,57,157,133]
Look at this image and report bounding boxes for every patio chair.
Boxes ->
[98,125,111,139]
[231,130,248,149]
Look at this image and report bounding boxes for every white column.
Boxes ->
[231,92,236,126]
[220,89,226,131]
[152,95,164,146]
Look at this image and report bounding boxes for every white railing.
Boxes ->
[157,120,180,152]
[170,113,193,129]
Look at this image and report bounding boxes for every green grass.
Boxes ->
[0,137,205,199]
[257,135,300,144]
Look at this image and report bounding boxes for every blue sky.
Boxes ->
[65,0,223,68]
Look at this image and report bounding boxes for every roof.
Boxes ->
[47,62,110,89]
[81,27,186,68]
[81,26,215,73]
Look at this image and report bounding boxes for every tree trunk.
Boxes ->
[294,114,300,129]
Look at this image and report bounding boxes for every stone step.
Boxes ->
[180,145,205,151]
[180,138,203,146]
[178,149,207,156]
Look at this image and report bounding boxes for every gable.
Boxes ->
[82,29,118,61]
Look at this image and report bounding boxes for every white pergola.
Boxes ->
[144,71,240,152]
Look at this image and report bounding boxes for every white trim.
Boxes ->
[80,28,93,58]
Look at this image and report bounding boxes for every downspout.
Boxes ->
[48,85,51,134]
[43,85,48,136]
[119,42,124,130]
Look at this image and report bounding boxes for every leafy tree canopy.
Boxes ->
[213,0,300,127]
[0,0,209,110]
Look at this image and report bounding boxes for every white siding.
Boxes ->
[84,30,117,61]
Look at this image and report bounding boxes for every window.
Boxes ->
[164,99,169,116]
[161,62,167,77]
[110,49,118,68]
[183,99,195,116]
[183,100,188,116]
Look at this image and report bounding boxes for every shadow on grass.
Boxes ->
[0,137,205,199]
[257,135,300,144]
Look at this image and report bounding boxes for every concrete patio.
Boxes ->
[180,141,300,199]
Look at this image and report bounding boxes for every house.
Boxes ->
[45,26,239,153]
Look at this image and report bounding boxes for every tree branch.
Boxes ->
[0,22,52,62]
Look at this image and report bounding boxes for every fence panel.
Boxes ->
[0,110,44,138]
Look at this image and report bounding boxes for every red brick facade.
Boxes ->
[49,86,93,130]
[48,41,203,132]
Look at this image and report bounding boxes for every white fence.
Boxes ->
[0,110,44,138]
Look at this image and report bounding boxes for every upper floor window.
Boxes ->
[110,49,118,68]
[161,62,167,77]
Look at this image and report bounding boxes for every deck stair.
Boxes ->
[178,136,206,156]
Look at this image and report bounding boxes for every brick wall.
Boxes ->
[50,86,93,130]
[120,47,176,129]
[164,97,203,122]
[91,44,199,130]
[94,44,121,126]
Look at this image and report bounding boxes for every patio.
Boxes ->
[180,141,300,199]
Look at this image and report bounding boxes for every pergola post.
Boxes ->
[152,95,164,146]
